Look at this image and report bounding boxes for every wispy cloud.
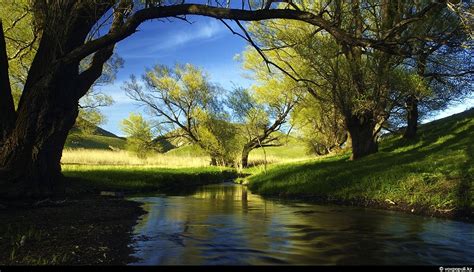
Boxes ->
[97,82,134,106]
[161,19,225,48]
[121,20,227,59]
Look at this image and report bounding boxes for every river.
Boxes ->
[128,183,473,265]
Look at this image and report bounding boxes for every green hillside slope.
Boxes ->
[248,108,474,218]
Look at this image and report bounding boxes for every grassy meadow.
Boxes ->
[61,133,311,168]
[60,109,473,218]
[61,131,310,194]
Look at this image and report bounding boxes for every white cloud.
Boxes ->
[122,20,226,59]
[95,82,134,106]
[157,20,226,50]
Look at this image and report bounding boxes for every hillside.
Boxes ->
[248,108,474,219]
[65,126,126,150]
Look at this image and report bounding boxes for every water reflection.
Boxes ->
[129,183,473,265]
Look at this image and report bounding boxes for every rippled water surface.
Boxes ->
[129,183,473,265]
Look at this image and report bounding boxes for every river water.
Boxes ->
[128,183,473,265]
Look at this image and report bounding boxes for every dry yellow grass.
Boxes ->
[61,148,310,168]
[61,149,211,168]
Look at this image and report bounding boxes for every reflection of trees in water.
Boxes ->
[130,186,473,265]
[130,197,189,264]
[185,185,278,264]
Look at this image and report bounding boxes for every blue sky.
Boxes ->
[96,16,253,136]
[96,16,473,136]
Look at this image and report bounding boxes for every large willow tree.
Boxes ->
[0,0,456,198]
[241,0,470,159]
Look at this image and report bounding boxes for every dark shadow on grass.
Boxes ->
[64,169,238,196]
[455,134,473,218]
[382,109,474,153]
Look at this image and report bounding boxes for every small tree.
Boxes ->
[195,110,242,166]
[120,113,157,158]
[123,63,239,165]
[228,85,297,167]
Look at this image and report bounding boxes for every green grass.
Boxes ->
[63,165,237,194]
[249,135,309,159]
[248,109,474,216]
[165,144,209,157]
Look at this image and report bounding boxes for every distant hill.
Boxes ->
[65,126,126,150]
[65,126,177,152]
[152,136,176,153]
[94,126,123,139]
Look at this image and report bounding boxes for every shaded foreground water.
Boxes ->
[129,183,473,265]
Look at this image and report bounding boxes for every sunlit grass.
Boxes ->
[61,149,211,167]
[61,141,313,168]
[248,109,474,214]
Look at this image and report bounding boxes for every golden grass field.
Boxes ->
[60,148,312,169]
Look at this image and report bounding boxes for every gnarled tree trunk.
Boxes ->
[0,21,16,143]
[403,95,419,139]
[0,2,114,199]
[241,145,252,168]
[345,112,378,160]
[0,69,80,197]
[403,53,426,140]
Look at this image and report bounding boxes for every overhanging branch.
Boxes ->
[61,3,408,65]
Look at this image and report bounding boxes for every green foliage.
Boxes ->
[121,113,159,158]
[143,63,217,113]
[1,2,120,124]
[196,111,242,166]
[75,110,107,135]
[243,1,471,156]
[74,54,123,134]
[292,95,347,155]
[1,0,36,94]
[75,89,115,135]
[248,108,474,213]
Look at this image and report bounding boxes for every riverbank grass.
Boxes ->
[63,165,237,194]
[248,109,474,217]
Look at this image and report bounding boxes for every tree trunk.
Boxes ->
[0,21,16,144]
[210,157,218,166]
[0,3,114,199]
[241,146,252,168]
[345,113,378,160]
[403,53,426,140]
[0,67,80,198]
[403,95,418,139]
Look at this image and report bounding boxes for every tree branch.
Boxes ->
[77,0,132,99]
[61,3,413,65]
